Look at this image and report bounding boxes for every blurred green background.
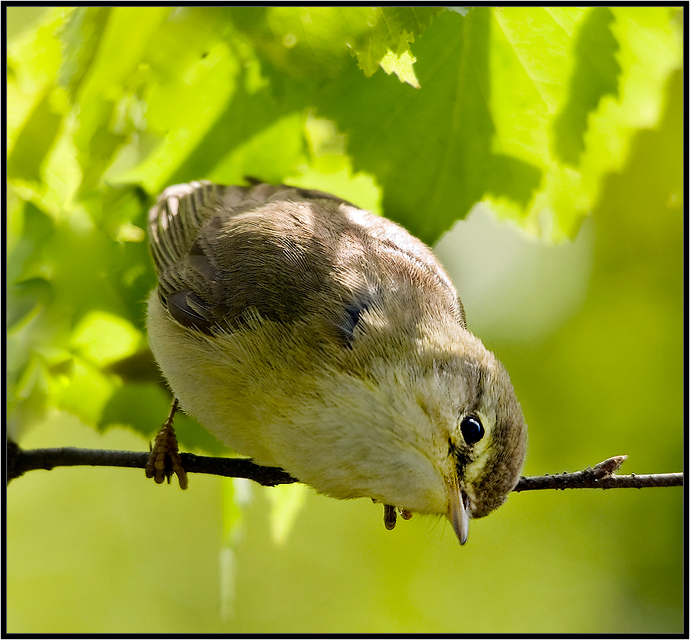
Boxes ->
[6,7,683,634]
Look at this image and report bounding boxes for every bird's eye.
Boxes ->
[460,415,484,445]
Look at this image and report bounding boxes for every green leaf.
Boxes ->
[102,349,162,385]
[7,8,68,93]
[7,91,63,183]
[6,6,51,42]
[285,115,382,216]
[98,382,169,438]
[552,7,621,166]
[7,200,55,284]
[164,80,305,189]
[6,355,50,440]
[489,6,681,239]
[227,7,376,80]
[99,382,232,456]
[72,7,172,195]
[7,278,53,331]
[352,7,441,83]
[228,7,440,85]
[59,7,112,98]
[379,44,419,88]
[71,311,141,367]
[312,7,681,242]
[53,356,116,426]
[314,9,542,245]
[104,10,242,193]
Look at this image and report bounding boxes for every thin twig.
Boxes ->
[5,442,683,490]
[513,455,683,491]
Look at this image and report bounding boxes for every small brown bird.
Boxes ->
[146,180,527,544]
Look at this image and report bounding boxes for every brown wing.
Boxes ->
[147,180,352,333]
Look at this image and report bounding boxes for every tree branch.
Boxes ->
[6,441,683,491]
[513,455,683,490]
[6,440,296,487]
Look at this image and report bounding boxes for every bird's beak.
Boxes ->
[447,486,470,545]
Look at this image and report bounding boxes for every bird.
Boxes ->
[145,180,527,545]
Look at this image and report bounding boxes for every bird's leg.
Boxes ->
[383,504,397,530]
[383,505,413,530]
[145,398,188,489]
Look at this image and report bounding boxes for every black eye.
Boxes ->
[460,415,485,445]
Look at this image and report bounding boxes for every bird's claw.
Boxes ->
[383,504,413,530]
[145,398,188,490]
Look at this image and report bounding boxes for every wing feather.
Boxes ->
[148,180,350,333]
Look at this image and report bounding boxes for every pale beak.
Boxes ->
[447,486,470,545]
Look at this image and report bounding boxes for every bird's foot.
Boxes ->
[383,504,413,530]
[145,398,188,489]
